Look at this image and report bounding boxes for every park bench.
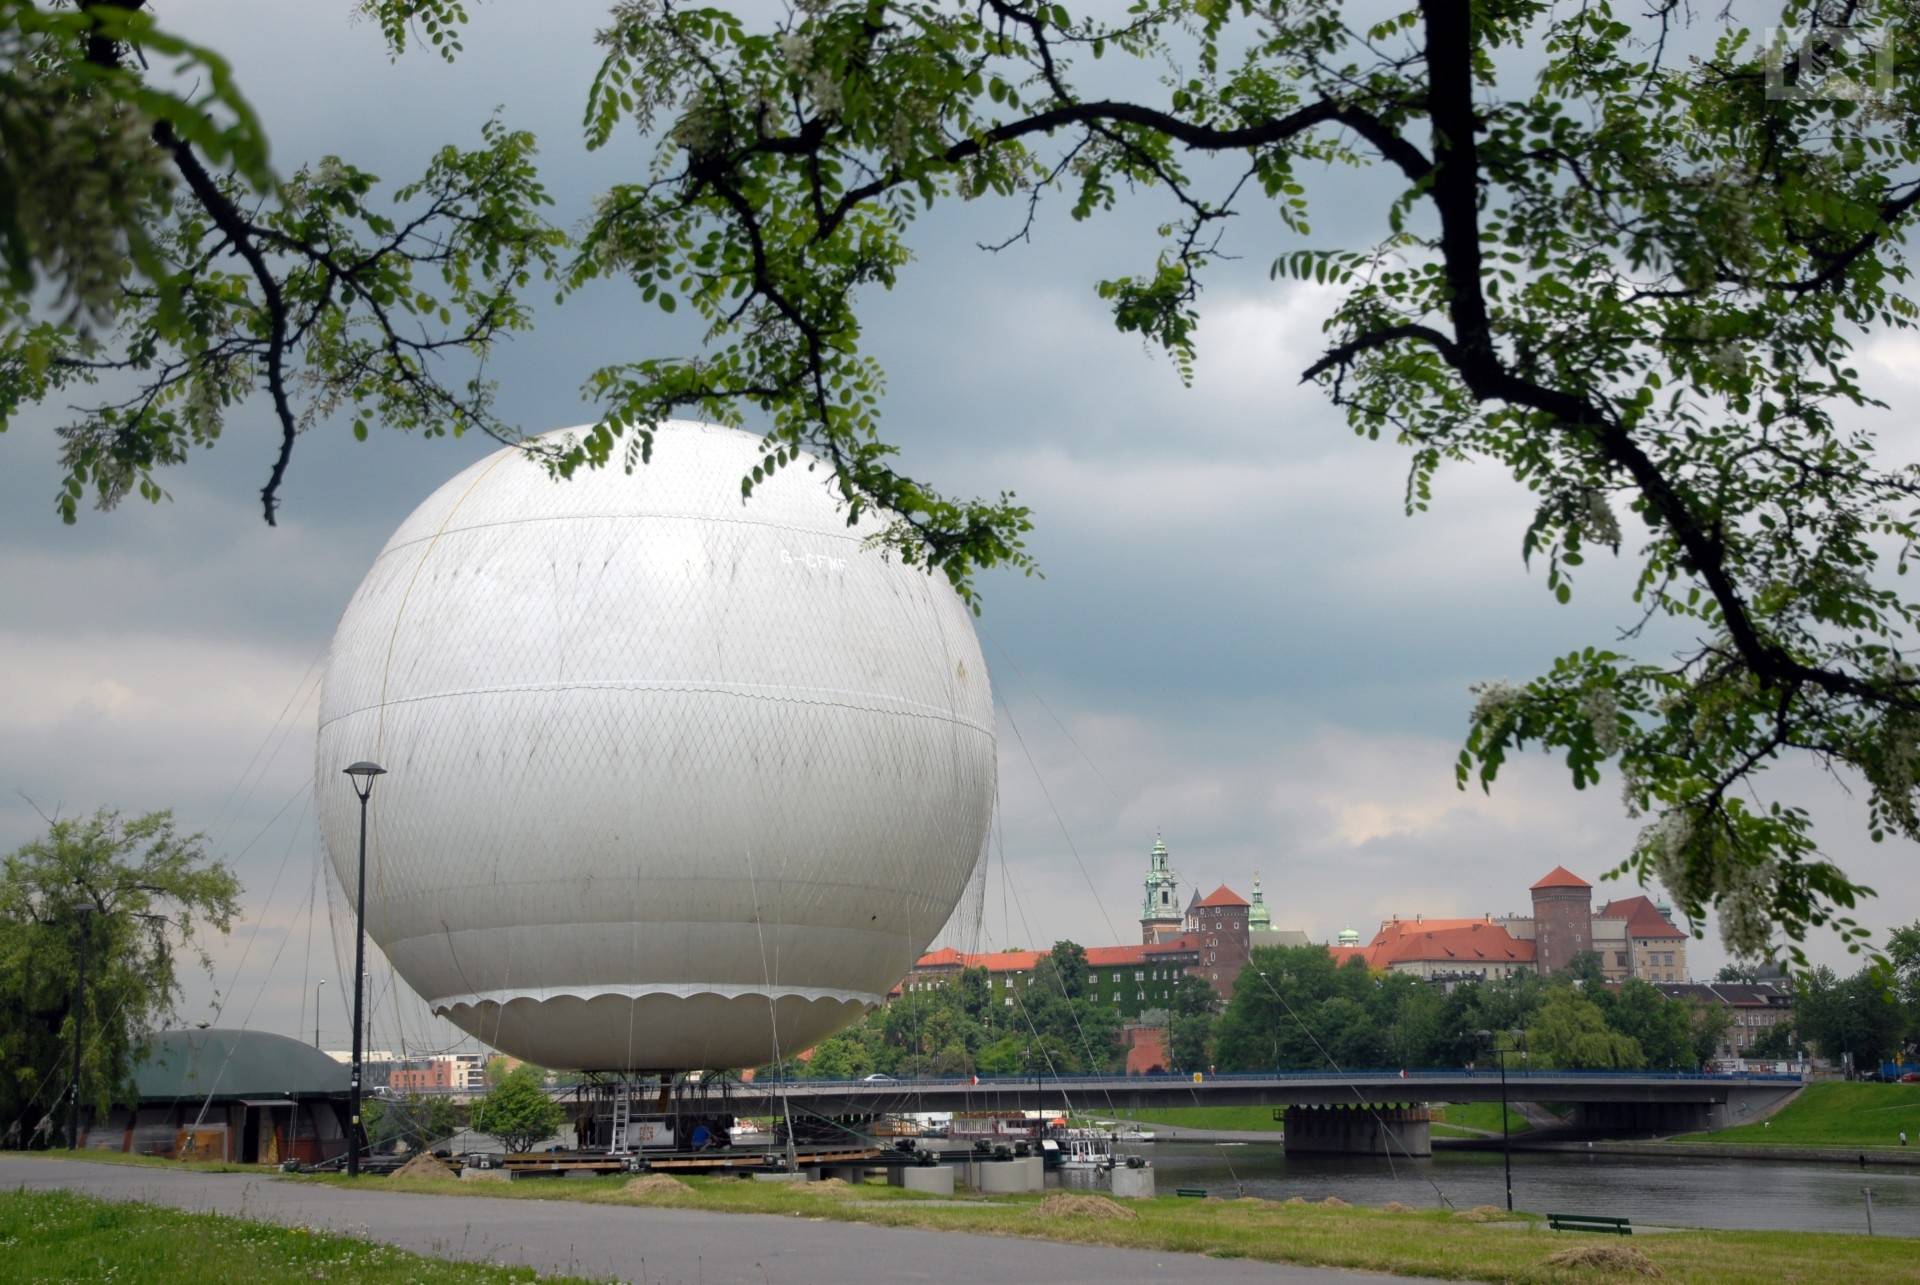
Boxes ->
[1548,1213,1631,1236]
[1176,1187,1208,1198]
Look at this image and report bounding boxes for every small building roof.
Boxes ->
[1595,895,1686,940]
[132,1029,349,1101]
[1194,885,1249,909]
[1530,865,1591,891]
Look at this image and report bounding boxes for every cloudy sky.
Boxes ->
[4,2,1915,1058]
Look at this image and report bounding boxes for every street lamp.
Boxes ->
[1476,1028,1526,1212]
[315,979,327,1050]
[66,899,96,1151]
[343,760,386,1178]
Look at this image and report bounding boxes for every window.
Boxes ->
[1135,970,1145,981]
[1136,990,1145,1001]
[1112,994,1120,1003]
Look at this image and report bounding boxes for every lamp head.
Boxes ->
[343,761,386,800]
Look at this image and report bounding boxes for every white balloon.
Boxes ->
[315,423,995,1070]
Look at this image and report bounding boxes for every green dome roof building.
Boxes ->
[1139,836,1185,944]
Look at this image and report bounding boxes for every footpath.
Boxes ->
[0,1156,1423,1285]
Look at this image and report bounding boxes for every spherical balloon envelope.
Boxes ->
[314,423,995,1070]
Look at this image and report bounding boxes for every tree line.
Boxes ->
[790,941,1804,1081]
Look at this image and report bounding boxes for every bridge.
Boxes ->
[394,1069,1803,1156]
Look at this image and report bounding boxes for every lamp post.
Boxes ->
[66,900,96,1150]
[315,979,326,1049]
[343,760,386,1178]
[1477,1028,1526,1212]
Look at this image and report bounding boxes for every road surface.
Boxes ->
[1,1156,1430,1284]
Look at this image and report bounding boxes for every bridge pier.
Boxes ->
[1282,1105,1431,1157]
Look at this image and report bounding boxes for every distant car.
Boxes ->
[863,1073,896,1082]
[1900,1071,1920,1083]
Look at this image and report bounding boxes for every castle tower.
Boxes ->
[1140,836,1184,944]
[1248,870,1272,934]
[1530,865,1594,974]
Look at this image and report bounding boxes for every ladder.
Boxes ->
[609,1090,631,1153]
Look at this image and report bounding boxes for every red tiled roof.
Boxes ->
[1143,934,1203,955]
[1194,885,1249,909]
[910,949,1044,973]
[1596,895,1686,940]
[1530,865,1591,891]
[1329,918,1536,970]
[1085,944,1150,967]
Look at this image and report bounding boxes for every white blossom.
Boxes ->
[1469,679,1522,725]
[1581,490,1622,547]
[1714,857,1777,958]
[777,32,812,71]
[1579,686,1622,754]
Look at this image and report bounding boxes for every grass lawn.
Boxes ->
[1098,1105,1285,1132]
[1432,1102,1532,1136]
[0,1188,595,1283]
[1671,1082,1920,1148]
[299,1168,1920,1283]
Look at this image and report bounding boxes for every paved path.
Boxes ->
[1,1157,1426,1284]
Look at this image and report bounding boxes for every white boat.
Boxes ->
[1056,1133,1116,1170]
[1115,1128,1156,1143]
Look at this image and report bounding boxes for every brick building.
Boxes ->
[1528,865,1595,974]
[1490,867,1690,981]
[1186,885,1251,997]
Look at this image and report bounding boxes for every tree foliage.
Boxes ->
[469,1063,564,1154]
[0,809,239,1144]
[560,0,1920,959]
[1527,986,1645,1069]
[0,1,561,525]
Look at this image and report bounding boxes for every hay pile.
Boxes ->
[1454,1204,1507,1222]
[1319,1196,1350,1208]
[799,1177,854,1193]
[623,1174,690,1200]
[391,1153,453,1180]
[1544,1245,1663,1277]
[1038,1193,1138,1221]
[1282,1196,1310,1207]
[1381,1202,1414,1214]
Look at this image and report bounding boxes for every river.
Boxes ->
[1056,1142,1919,1237]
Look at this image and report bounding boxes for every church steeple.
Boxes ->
[1139,834,1183,944]
[1249,869,1272,931]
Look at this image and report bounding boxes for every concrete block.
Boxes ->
[460,1167,511,1183]
[1018,1155,1045,1191]
[887,1165,955,1195]
[1110,1165,1155,1200]
[977,1161,1027,1194]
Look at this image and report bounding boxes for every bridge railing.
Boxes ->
[748,1067,1803,1090]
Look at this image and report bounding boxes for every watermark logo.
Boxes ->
[1765,23,1896,103]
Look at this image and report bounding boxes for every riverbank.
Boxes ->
[1671,1081,1919,1149]
[1459,1137,1920,1167]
